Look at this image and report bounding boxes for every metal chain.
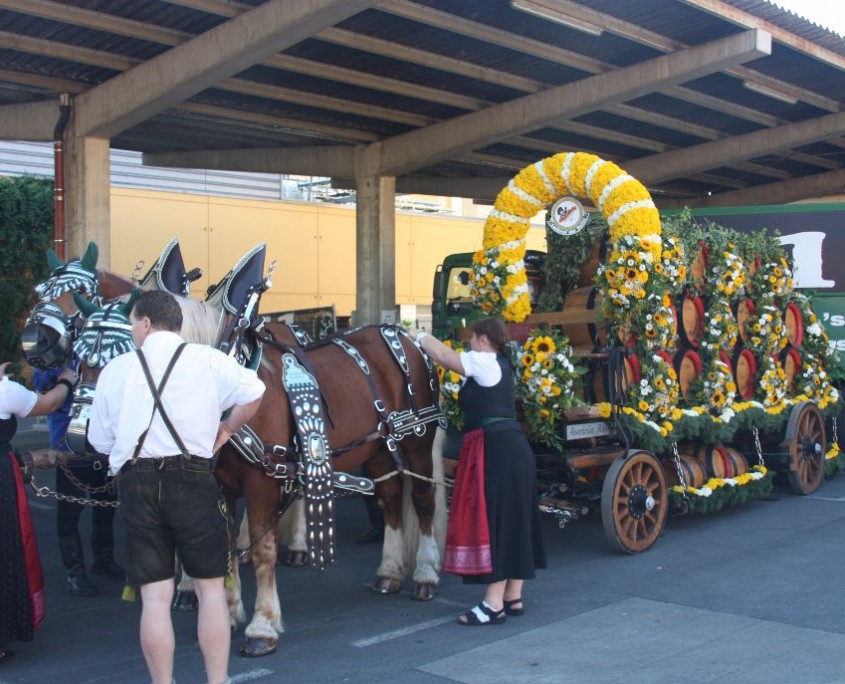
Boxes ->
[833,416,839,447]
[752,426,765,467]
[57,460,119,495]
[26,462,121,508]
[671,442,689,501]
[28,479,120,507]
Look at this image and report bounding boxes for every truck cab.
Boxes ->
[431,250,546,338]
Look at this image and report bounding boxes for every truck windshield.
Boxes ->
[446,267,474,301]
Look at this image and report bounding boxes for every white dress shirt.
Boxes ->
[88,330,265,474]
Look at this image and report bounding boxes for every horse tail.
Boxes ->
[401,425,447,571]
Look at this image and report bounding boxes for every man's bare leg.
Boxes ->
[139,578,176,684]
[193,576,230,684]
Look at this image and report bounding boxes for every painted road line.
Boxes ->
[352,616,454,647]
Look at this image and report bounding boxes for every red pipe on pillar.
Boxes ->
[53,93,71,260]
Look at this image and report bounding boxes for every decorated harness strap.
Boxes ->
[281,353,334,572]
[333,326,446,470]
[229,423,373,494]
[332,336,406,471]
[376,326,446,435]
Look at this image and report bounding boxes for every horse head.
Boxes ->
[66,292,138,456]
[20,301,77,370]
[36,241,100,303]
[24,241,136,370]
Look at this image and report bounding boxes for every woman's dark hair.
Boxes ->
[471,317,508,352]
[132,290,183,332]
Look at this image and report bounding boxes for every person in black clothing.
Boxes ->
[0,362,78,664]
[35,365,123,596]
[408,318,546,626]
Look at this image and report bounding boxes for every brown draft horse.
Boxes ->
[208,320,446,656]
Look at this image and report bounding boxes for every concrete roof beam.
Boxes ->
[374,29,772,176]
[71,0,380,139]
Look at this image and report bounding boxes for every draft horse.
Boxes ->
[210,320,447,656]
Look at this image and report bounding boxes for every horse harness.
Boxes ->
[229,324,445,488]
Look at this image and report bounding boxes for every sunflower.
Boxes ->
[531,336,556,356]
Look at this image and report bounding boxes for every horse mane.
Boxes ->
[177,296,225,346]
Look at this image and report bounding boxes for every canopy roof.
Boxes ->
[2,0,845,206]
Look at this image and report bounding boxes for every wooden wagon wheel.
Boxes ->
[781,401,826,495]
[601,450,668,554]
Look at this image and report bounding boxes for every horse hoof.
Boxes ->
[239,637,277,658]
[171,590,198,612]
[286,551,308,567]
[412,582,437,601]
[372,577,402,595]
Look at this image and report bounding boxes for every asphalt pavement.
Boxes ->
[3,421,845,684]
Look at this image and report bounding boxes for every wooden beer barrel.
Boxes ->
[777,346,802,390]
[663,453,707,489]
[559,286,606,351]
[720,446,749,478]
[784,301,804,348]
[676,291,705,348]
[592,352,640,403]
[734,298,756,344]
[688,240,709,283]
[673,348,702,399]
[733,347,757,400]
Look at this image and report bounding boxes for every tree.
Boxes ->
[0,175,54,376]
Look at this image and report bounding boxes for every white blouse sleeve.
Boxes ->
[459,351,502,387]
[0,377,38,419]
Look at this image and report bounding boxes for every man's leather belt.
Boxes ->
[121,455,212,472]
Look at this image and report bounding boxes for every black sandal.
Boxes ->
[457,601,506,626]
[504,598,524,616]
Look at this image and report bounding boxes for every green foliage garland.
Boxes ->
[537,212,607,313]
[669,466,775,514]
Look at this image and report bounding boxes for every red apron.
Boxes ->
[443,428,492,575]
[10,452,46,629]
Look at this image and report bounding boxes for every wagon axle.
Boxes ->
[627,484,656,520]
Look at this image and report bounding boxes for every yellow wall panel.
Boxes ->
[110,189,210,295]
[315,206,356,310]
[109,189,548,317]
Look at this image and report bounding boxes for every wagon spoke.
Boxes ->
[602,451,668,554]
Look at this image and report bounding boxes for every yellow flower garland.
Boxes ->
[476,152,661,322]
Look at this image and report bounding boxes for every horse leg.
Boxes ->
[239,496,284,658]
[280,497,308,567]
[236,512,252,565]
[171,553,199,612]
[372,474,405,595]
[405,430,446,601]
[225,495,246,628]
[407,473,441,601]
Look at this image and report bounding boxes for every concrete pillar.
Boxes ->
[64,136,111,264]
[355,174,396,325]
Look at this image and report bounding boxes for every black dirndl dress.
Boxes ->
[0,416,40,648]
[457,354,546,585]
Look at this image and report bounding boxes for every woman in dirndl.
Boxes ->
[408,318,546,625]
[1,362,77,664]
